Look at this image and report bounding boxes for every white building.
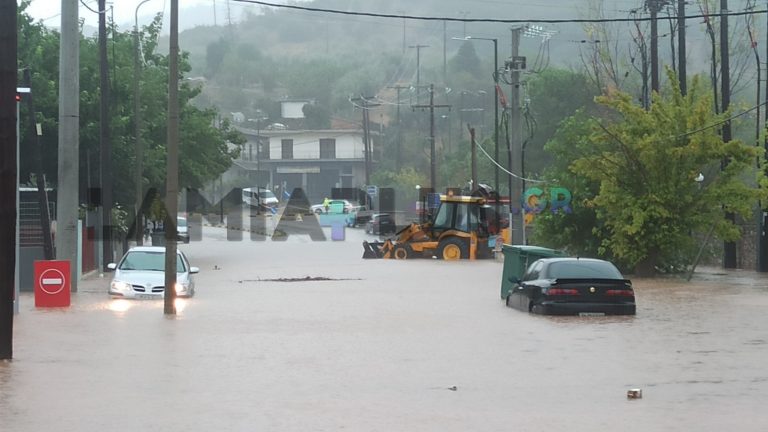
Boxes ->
[231,127,376,202]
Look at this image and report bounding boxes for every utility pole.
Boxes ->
[760,0,768,272]
[24,69,54,260]
[388,85,408,172]
[351,95,380,188]
[721,0,737,268]
[397,10,406,54]
[1,0,18,360]
[509,27,524,244]
[164,0,180,315]
[648,0,666,94]
[413,84,451,191]
[443,20,447,83]
[58,0,79,291]
[468,125,477,188]
[678,0,687,95]
[99,0,113,269]
[409,44,429,104]
[134,0,151,246]
[363,106,370,186]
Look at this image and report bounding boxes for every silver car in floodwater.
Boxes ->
[107,246,199,299]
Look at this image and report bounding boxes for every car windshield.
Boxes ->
[118,251,187,272]
[258,191,275,199]
[546,261,622,279]
[177,218,187,227]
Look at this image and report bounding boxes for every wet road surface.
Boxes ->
[2,226,768,431]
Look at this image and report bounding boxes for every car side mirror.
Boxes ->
[107,263,117,271]
[189,266,200,274]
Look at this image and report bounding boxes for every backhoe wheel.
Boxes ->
[437,238,469,260]
[393,244,412,260]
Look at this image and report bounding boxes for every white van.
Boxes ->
[242,187,279,211]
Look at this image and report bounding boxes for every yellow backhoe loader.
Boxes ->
[362,187,501,260]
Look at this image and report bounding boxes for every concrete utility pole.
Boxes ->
[1,0,18,360]
[413,84,451,191]
[99,0,113,269]
[388,85,408,172]
[677,0,687,95]
[509,27,524,244]
[648,0,667,94]
[397,10,405,54]
[468,125,477,188]
[720,0,737,268]
[760,0,768,272]
[443,21,447,83]
[58,0,79,291]
[164,0,180,315]
[134,0,151,246]
[351,95,380,188]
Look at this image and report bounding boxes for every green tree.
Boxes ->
[525,68,599,177]
[529,112,606,261]
[16,6,243,221]
[541,74,764,276]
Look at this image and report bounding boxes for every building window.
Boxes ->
[281,139,293,159]
[258,137,270,159]
[319,138,336,159]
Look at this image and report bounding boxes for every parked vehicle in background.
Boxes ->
[311,199,356,214]
[505,257,636,316]
[242,187,279,212]
[176,216,190,243]
[107,246,199,299]
[345,206,374,227]
[365,213,396,235]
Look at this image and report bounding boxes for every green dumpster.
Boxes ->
[500,245,567,299]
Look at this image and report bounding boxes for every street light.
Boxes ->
[134,0,153,245]
[453,36,500,230]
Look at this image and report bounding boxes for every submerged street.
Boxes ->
[2,225,768,431]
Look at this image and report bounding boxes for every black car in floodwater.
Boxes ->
[505,257,635,316]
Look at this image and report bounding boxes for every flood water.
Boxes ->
[2,226,768,431]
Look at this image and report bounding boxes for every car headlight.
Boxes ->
[111,281,131,292]
[175,282,189,294]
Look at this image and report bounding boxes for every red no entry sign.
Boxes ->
[34,260,71,307]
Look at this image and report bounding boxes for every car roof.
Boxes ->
[126,246,183,254]
[536,257,611,265]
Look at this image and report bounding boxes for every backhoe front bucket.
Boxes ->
[362,241,384,258]
[362,240,395,259]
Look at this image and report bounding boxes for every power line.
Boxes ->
[229,0,766,24]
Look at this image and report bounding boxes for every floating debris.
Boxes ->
[238,276,362,283]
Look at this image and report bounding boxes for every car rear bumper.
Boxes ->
[534,301,636,315]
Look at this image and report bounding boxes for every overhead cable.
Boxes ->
[230,0,766,24]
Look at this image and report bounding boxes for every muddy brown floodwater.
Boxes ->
[2,226,768,431]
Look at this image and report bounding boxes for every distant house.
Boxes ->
[280,99,313,119]
[231,126,375,202]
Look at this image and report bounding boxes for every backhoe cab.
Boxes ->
[362,187,498,260]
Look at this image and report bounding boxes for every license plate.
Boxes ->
[135,294,160,300]
[579,312,605,317]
